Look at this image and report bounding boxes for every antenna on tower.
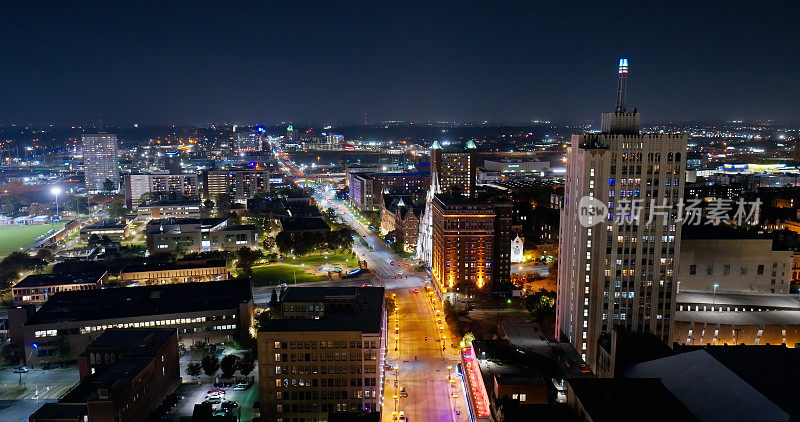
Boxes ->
[615,58,629,113]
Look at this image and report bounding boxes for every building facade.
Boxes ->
[431,141,478,198]
[12,272,108,305]
[202,169,272,201]
[82,134,119,192]
[120,260,228,285]
[30,328,180,422]
[124,173,199,208]
[431,194,496,294]
[10,279,253,364]
[679,237,792,294]
[257,287,386,422]
[145,218,257,254]
[557,62,687,369]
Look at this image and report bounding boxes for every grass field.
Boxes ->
[251,264,327,287]
[282,252,358,268]
[0,223,65,257]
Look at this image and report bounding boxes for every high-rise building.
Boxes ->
[163,151,182,174]
[431,140,478,198]
[286,125,298,142]
[124,173,199,208]
[82,133,119,192]
[556,59,687,370]
[257,287,386,422]
[430,194,511,296]
[237,132,263,152]
[202,169,272,201]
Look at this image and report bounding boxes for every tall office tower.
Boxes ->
[285,125,298,142]
[82,133,119,192]
[237,132,263,152]
[431,140,478,198]
[164,151,182,174]
[556,59,687,371]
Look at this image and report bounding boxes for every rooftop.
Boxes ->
[568,378,699,422]
[677,290,800,310]
[260,287,384,334]
[627,350,788,422]
[121,259,227,273]
[30,403,87,420]
[80,328,175,357]
[61,357,153,403]
[26,279,252,325]
[675,310,800,325]
[14,271,106,289]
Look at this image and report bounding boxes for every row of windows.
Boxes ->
[688,264,775,276]
[274,377,377,388]
[274,340,379,350]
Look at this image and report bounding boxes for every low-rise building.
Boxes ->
[135,200,201,221]
[30,328,180,422]
[379,196,420,251]
[120,260,228,285]
[567,378,698,422]
[80,220,130,241]
[679,228,793,294]
[12,272,107,305]
[10,279,253,364]
[145,218,257,254]
[257,287,387,422]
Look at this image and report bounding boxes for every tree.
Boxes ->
[215,194,233,213]
[269,288,279,310]
[236,247,263,278]
[103,178,116,192]
[525,288,556,322]
[190,341,209,360]
[35,249,53,262]
[262,236,277,252]
[108,202,127,219]
[1,196,21,217]
[186,361,203,380]
[201,354,220,379]
[202,198,215,217]
[54,337,71,361]
[237,353,256,377]
[220,354,240,379]
[385,295,396,316]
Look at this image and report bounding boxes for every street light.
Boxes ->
[51,187,61,218]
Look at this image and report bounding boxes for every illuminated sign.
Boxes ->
[461,346,491,419]
[618,58,629,74]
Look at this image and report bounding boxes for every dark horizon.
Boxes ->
[2,1,799,126]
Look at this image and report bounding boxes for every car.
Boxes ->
[390,261,394,265]
[204,396,222,404]
[398,410,407,421]
[13,366,29,373]
[232,382,249,391]
[207,388,226,395]
[221,401,239,409]
[413,289,419,294]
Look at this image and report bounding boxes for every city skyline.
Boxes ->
[2,2,800,125]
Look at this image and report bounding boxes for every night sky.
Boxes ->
[1,1,799,125]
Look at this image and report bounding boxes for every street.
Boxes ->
[306,174,469,422]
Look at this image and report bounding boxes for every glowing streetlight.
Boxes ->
[51,187,62,217]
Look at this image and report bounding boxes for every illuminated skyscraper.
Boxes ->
[556,59,687,370]
[82,133,119,192]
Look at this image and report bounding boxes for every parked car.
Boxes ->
[232,382,250,391]
[13,366,29,373]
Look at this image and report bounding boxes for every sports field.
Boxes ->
[0,223,64,257]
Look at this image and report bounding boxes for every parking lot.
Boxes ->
[0,365,79,400]
[165,381,259,422]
